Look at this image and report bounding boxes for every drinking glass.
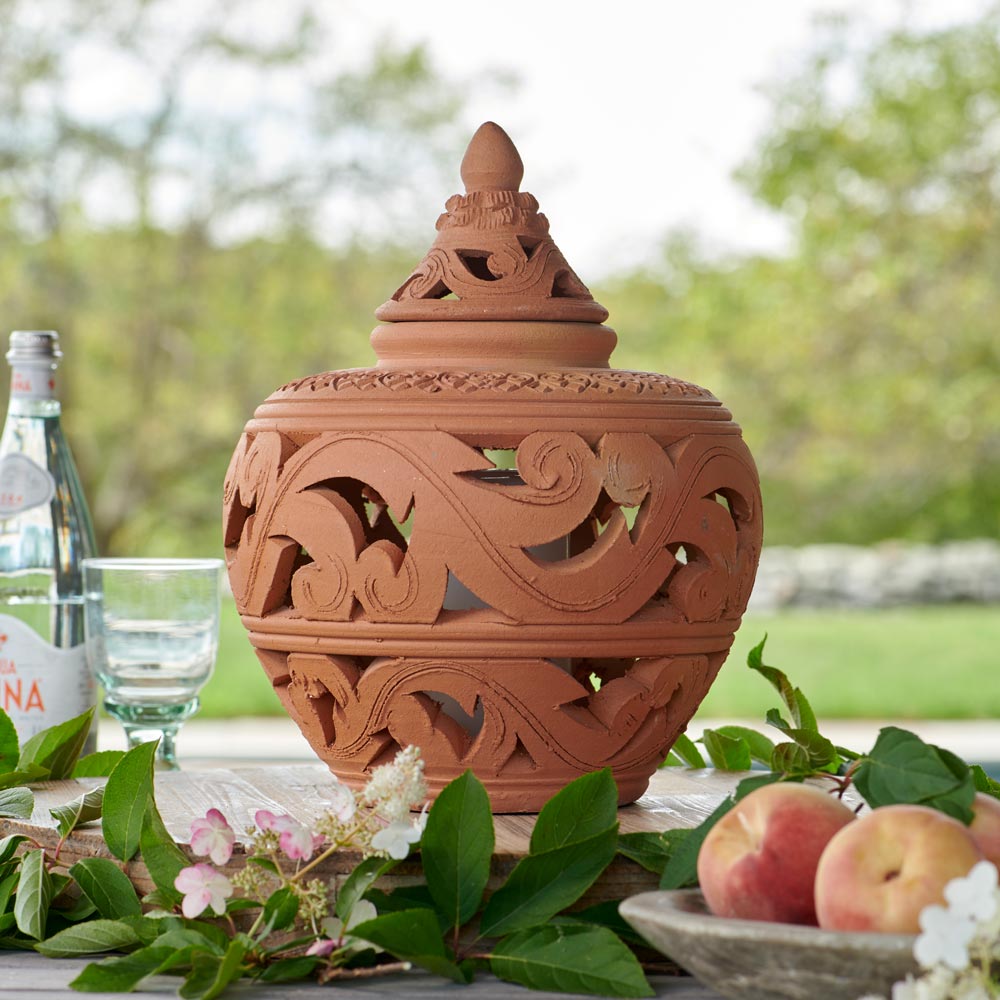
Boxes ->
[82,558,223,769]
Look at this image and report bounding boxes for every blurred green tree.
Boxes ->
[599,10,1000,544]
[0,0,481,554]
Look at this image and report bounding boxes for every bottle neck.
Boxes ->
[7,362,61,418]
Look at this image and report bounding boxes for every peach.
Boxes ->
[697,782,856,925]
[969,792,1000,866]
[815,803,984,934]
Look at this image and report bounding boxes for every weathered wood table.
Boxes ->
[1,766,739,998]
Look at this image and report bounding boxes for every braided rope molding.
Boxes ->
[275,368,717,400]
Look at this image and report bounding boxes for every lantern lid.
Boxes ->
[372,123,614,369]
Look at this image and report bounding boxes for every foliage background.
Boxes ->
[0,1,996,557]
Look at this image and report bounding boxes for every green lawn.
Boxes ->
[201,601,1000,721]
[699,605,1000,720]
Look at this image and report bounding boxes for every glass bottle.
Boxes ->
[0,330,97,751]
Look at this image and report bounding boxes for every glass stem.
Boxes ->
[123,724,181,770]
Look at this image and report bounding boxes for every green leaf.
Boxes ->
[0,764,50,789]
[770,742,812,775]
[50,892,96,924]
[555,901,650,948]
[141,888,179,911]
[664,732,706,768]
[491,923,653,998]
[0,709,19,776]
[972,765,1000,799]
[479,826,618,938]
[179,937,248,1000]
[13,848,53,940]
[854,726,976,822]
[70,944,183,992]
[747,636,817,732]
[617,831,675,875]
[422,770,493,929]
[247,855,280,875]
[260,887,299,935]
[258,956,319,982]
[72,751,126,778]
[710,726,776,767]
[0,786,33,819]
[119,914,168,945]
[351,908,467,982]
[69,859,141,919]
[335,855,398,921]
[17,708,94,779]
[157,924,228,955]
[0,869,19,915]
[0,834,26,864]
[139,798,188,903]
[35,918,140,957]
[364,886,449,930]
[50,787,104,837]
[530,768,618,853]
[701,730,753,771]
[659,802,731,891]
[766,724,840,773]
[226,898,260,914]
[102,740,157,861]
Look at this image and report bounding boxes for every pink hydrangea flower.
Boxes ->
[189,808,235,866]
[174,863,232,919]
[254,809,324,861]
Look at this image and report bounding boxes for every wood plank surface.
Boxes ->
[0,766,745,903]
[0,953,725,998]
[0,767,744,998]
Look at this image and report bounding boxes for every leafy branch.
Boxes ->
[654,635,1000,889]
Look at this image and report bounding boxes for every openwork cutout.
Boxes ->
[224,426,759,627]
[253,647,727,804]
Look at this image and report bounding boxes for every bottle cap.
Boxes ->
[6,330,62,364]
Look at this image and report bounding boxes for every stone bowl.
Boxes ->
[619,889,919,1000]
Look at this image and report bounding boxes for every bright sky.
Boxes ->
[345,0,987,278]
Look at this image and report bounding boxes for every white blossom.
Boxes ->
[944,862,1000,924]
[371,811,425,860]
[362,745,427,822]
[915,904,976,971]
[326,780,357,823]
[891,967,959,1000]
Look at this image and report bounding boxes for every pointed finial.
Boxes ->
[460,121,524,193]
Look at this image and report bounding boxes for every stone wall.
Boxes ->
[747,540,1000,612]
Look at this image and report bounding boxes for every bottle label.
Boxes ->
[9,363,56,401]
[0,614,96,742]
[0,454,56,516]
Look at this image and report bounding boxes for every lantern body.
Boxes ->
[223,124,762,811]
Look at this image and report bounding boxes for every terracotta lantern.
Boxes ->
[223,123,763,811]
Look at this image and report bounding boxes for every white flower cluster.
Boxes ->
[177,745,429,925]
[315,744,428,860]
[861,861,1000,1000]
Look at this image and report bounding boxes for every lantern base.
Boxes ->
[249,639,734,815]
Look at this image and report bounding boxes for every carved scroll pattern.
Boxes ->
[392,238,590,305]
[224,429,761,626]
[262,651,718,782]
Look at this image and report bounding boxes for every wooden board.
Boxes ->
[0,953,725,998]
[0,766,746,904]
